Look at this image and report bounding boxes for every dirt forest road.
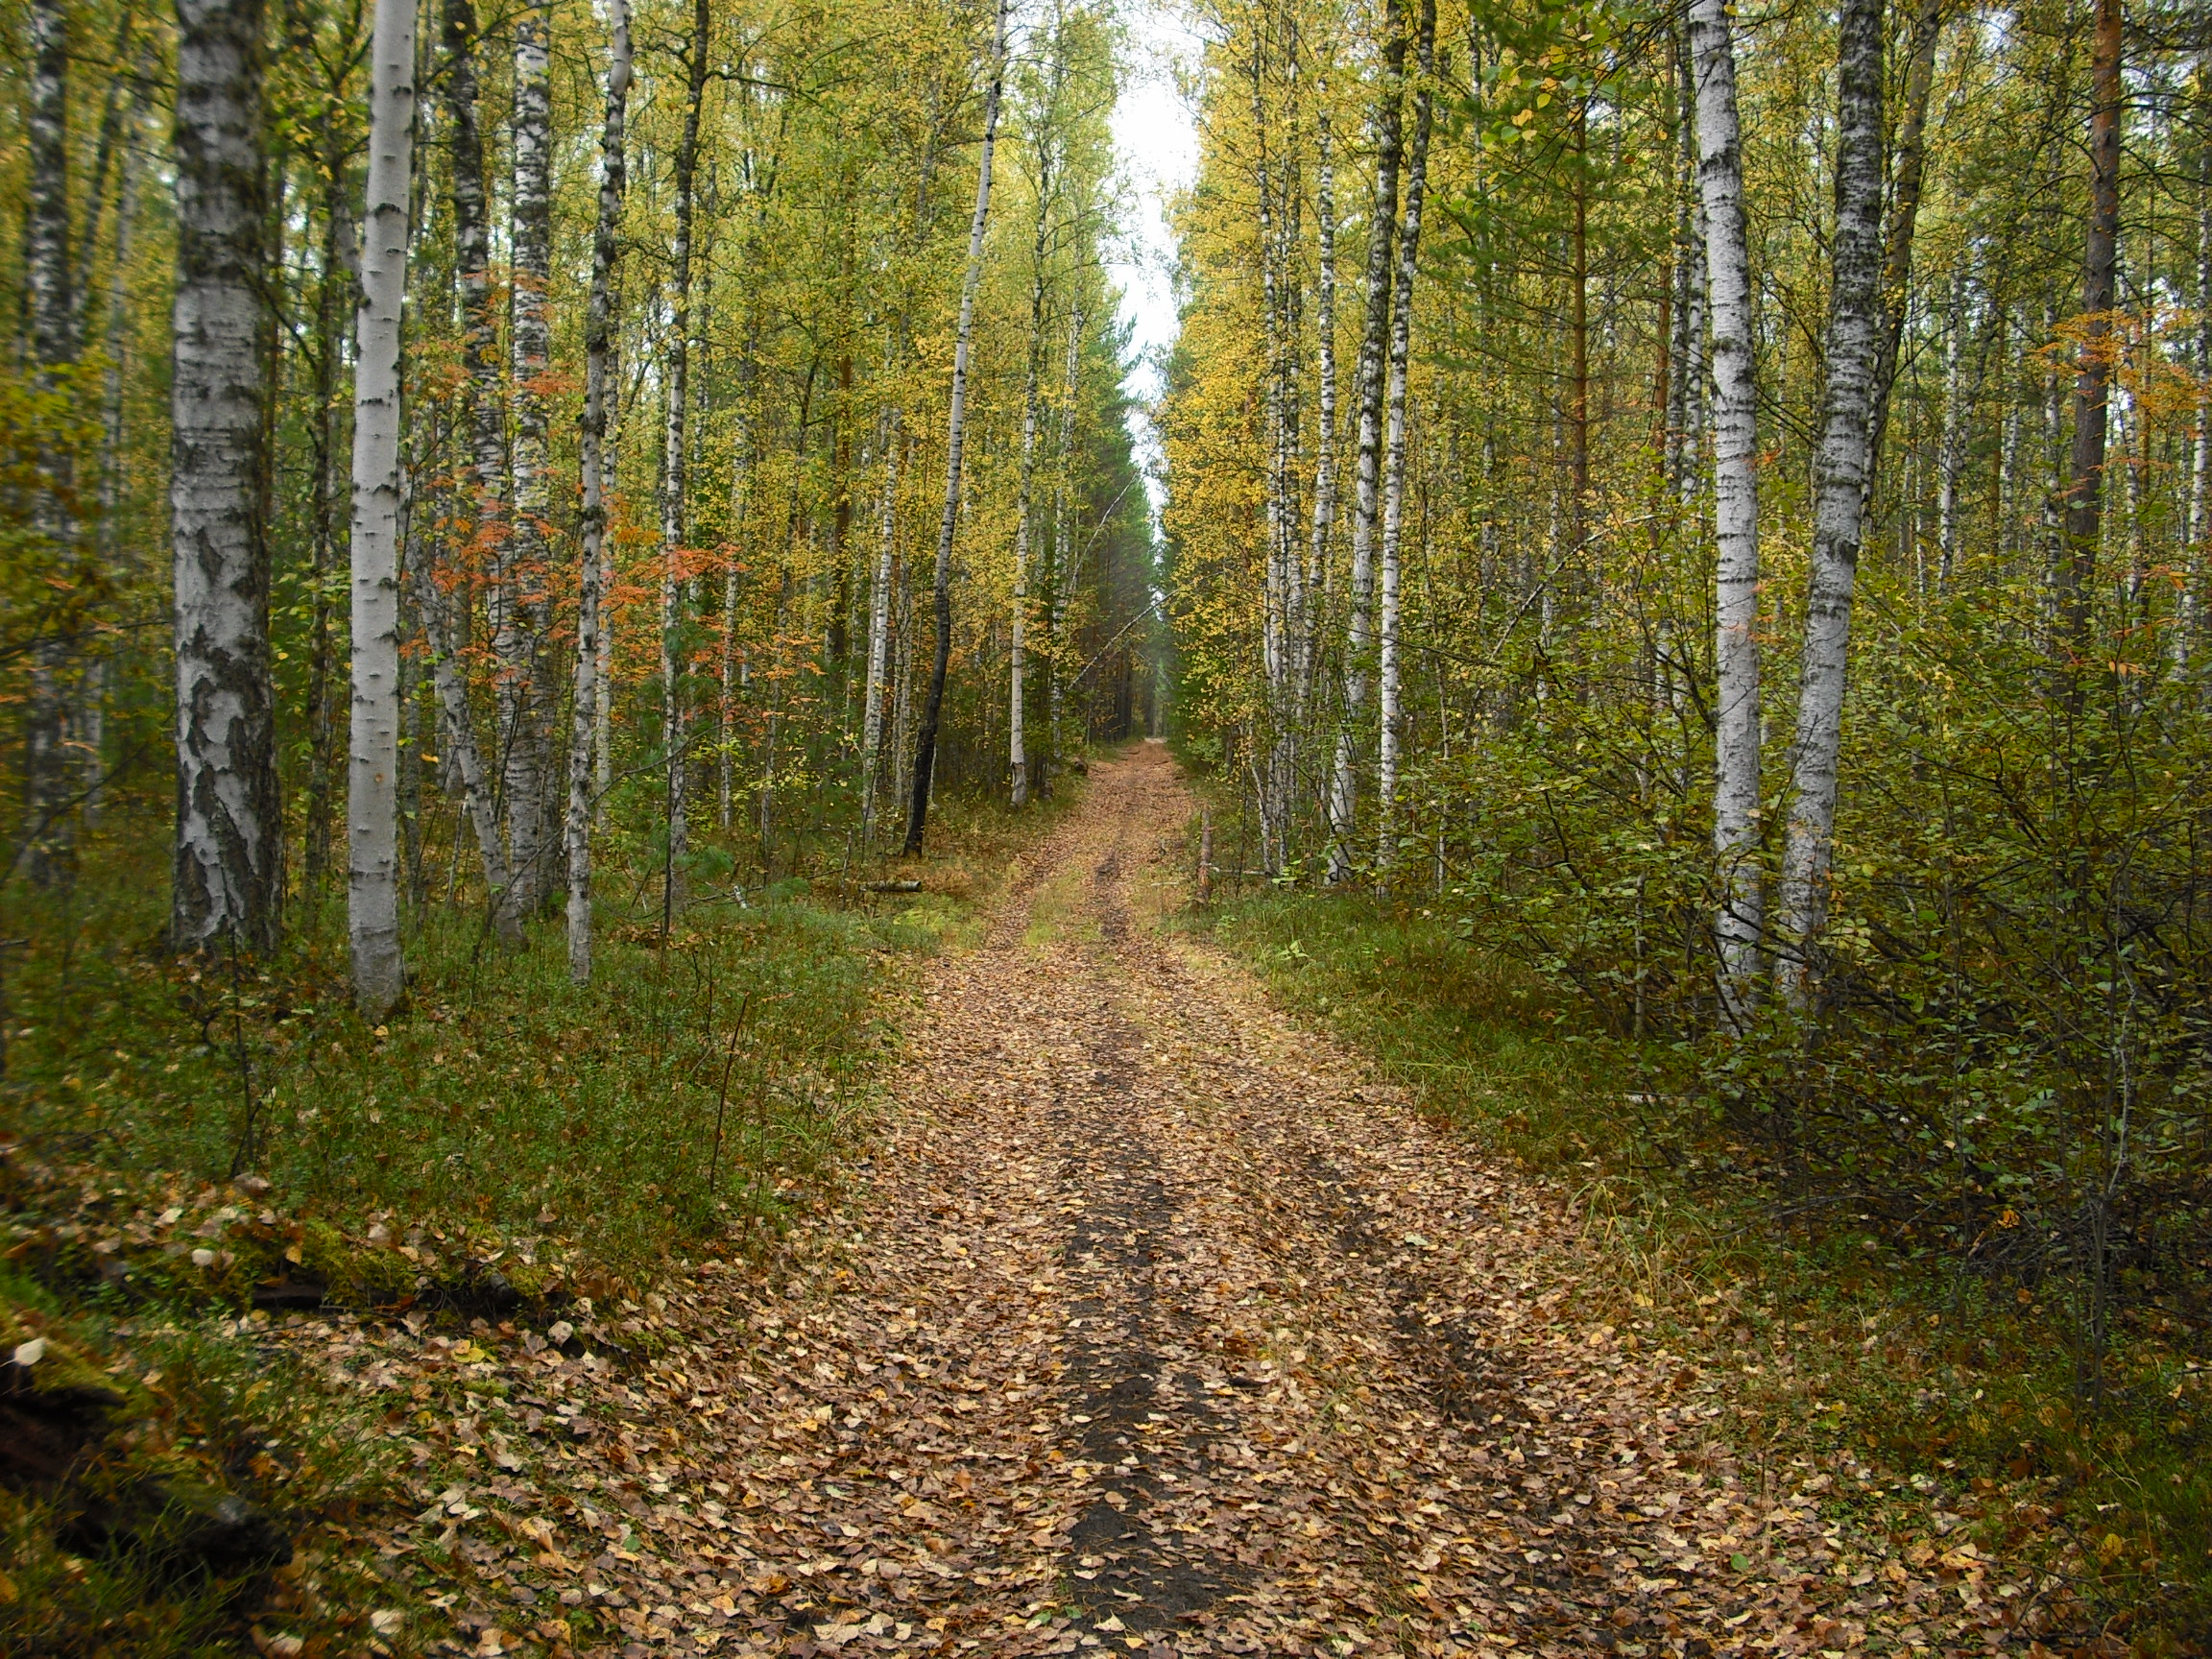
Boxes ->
[487,742,2031,1658]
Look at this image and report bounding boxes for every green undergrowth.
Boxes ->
[4,883,915,1295]
[0,781,1073,1653]
[2,1264,398,1659]
[1190,885,2208,1648]
[1,773,1081,1295]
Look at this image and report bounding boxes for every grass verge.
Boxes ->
[1190,886,2208,1651]
[1,778,1072,1655]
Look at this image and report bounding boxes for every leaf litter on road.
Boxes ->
[233,744,2081,1657]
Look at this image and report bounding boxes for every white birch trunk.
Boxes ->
[1936,265,1966,584]
[1375,0,1434,883]
[85,70,150,830]
[497,4,554,920]
[1010,287,1048,809]
[1045,306,1082,796]
[1304,112,1338,733]
[1692,0,1764,1022]
[172,0,283,954]
[1251,41,1287,868]
[660,0,709,917]
[1326,0,1407,883]
[1775,0,1885,1009]
[862,402,902,839]
[904,0,1008,854]
[346,0,417,1017]
[24,0,75,884]
[720,401,751,830]
[567,0,631,984]
[2185,86,2210,669]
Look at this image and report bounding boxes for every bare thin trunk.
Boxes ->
[567,0,631,984]
[86,74,150,829]
[661,0,710,917]
[1936,265,1967,582]
[904,0,1009,855]
[1044,305,1082,797]
[2188,84,2211,665]
[1252,31,1287,868]
[501,3,554,915]
[304,160,350,898]
[1666,20,1710,505]
[1303,110,1337,736]
[1375,0,1434,884]
[415,533,512,926]
[25,0,77,887]
[720,397,751,830]
[172,0,282,953]
[2059,0,2122,656]
[1011,175,1054,808]
[1869,0,1945,464]
[346,0,417,1018]
[861,399,902,839]
[1776,0,1885,1009]
[1325,0,1407,883]
[1692,0,1762,1020]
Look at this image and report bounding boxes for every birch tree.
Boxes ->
[1774,0,1884,1009]
[1304,108,1338,725]
[1325,0,1407,884]
[660,0,711,920]
[23,0,76,887]
[1375,0,1435,884]
[905,0,1010,855]
[2058,0,2123,656]
[861,398,902,838]
[346,0,417,1019]
[1010,32,1071,810]
[500,1,555,914]
[568,0,633,985]
[172,0,283,954]
[1042,303,1083,797]
[1691,0,1763,1022]
[439,0,517,935]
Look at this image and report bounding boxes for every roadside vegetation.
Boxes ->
[0,784,1070,1658]
[1188,876,2209,1646]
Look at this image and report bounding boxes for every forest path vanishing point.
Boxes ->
[403,743,2036,1658]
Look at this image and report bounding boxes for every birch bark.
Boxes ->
[2189,75,2211,666]
[346,0,418,1018]
[1936,266,1967,583]
[501,4,555,913]
[1775,0,1885,1009]
[87,66,152,828]
[660,0,710,919]
[567,0,631,984]
[862,399,902,838]
[1303,109,1337,733]
[1325,0,1407,883]
[1044,305,1082,797]
[905,0,1009,855]
[304,158,352,898]
[1011,148,1057,808]
[1690,0,1763,1020]
[172,0,282,953]
[2058,0,2123,657]
[1375,0,1434,884]
[1252,36,1287,867]
[24,0,76,886]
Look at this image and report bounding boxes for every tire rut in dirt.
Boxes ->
[1048,824,1247,1639]
[1052,1016,1247,1637]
